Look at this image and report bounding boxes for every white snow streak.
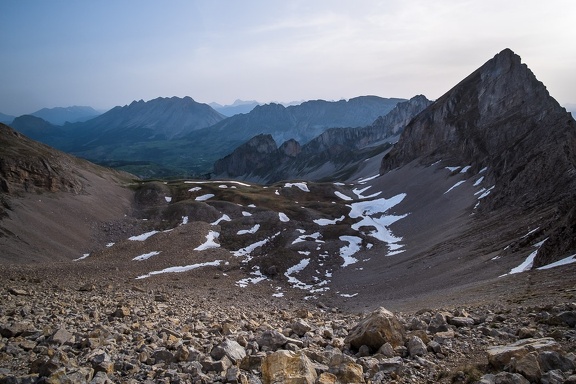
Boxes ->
[195,194,215,201]
[129,231,159,241]
[313,215,345,226]
[444,180,466,194]
[133,251,161,261]
[334,191,353,201]
[136,260,222,279]
[237,224,260,235]
[211,214,231,225]
[279,212,290,222]
[284,182,310,192]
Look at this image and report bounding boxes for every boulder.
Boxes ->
[407,336,427,357]
[261,350,317,384]
[211,339,247,364]
[344,307,405,350]
[486,338,560,369]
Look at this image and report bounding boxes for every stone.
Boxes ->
[428,312,449,333]
[448,316,475,327]
[538,350,575,373]
[344,307,405,350]
[541,369,566,384]
[407,335,427,357]
[478,372,530,384]
[257,330,288,351]
[211,339,247,364]
[487,338,560,369]
[113,306,130,317]
[511,352,541,382]
[0,322,36,338]
[328,360,365,383]
[225,366,241,384]
[8,288,30,296]
[261,350,317,384]
[377,342,395,358]
[152,349,175,364]
[51,327,74,345]
[316,372,338,384]
[291,319,312,337]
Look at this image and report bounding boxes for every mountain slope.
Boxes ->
[380,48,576,268]
[0,123,135,263]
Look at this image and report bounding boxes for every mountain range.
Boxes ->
[7,95,406,178]
[1,48,576,383]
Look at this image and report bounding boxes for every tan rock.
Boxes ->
[344,307,405,350]
[261,350,317,384]
[486,337,559,369]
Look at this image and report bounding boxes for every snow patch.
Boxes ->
[133,251,161,261]
[195,194,215,201]
[285,259,313,290]
[237,224,260,235]
[313,215,345,226]
[242,211,252,217]
[444,180,466,194]
[165,196,172,203]
[284,182,310,192]
[279,212,290,222]
[339,236,362,267]
[188,186,202,192]
[473,176,484,187]
[73,253,90,261]
[502,239,548,276]
[357,174,379,183]
[194,231,220,250]
[334,191,353,201]
[236,267,268,287]
[537,254,576,270]
[129,231,159,241]
[136,260,222,279]
[211,214,231,225]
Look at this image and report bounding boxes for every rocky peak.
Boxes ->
[380,48,576,267]
[213,134,278,177]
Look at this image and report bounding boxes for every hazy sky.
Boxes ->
[1,0,575,115]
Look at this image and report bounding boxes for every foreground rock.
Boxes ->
[1,278,575,384]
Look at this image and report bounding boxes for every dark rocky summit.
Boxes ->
[381,48,576,268]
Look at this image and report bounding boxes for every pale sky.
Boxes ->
[1,0,575,116]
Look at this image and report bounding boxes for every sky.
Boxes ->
[1,0,575,116]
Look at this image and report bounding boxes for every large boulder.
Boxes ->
[486,338,560,369]
[261,350,317,384]
[344,307,405,351]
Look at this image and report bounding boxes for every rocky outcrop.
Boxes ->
[380,48,576,266]
[381,49,576,211]
[0,124,84,195]
[213,134,279,178]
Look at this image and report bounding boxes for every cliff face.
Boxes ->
[380,48,576,267]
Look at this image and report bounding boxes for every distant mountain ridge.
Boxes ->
[8,95,404,178]
[31,106,101,125]
[200,96,406,146]
[213,95,432,183]
[209,100,260,116]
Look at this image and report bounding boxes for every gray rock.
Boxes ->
[210,339,247,364]
[291,319,312,336]
[51,327,74,345]
[407,335,427,357]
[257,329,288,351]
[541,369,566,384]
[538,350,575,373]
[344,307,405,350]
[449,316,475,327]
